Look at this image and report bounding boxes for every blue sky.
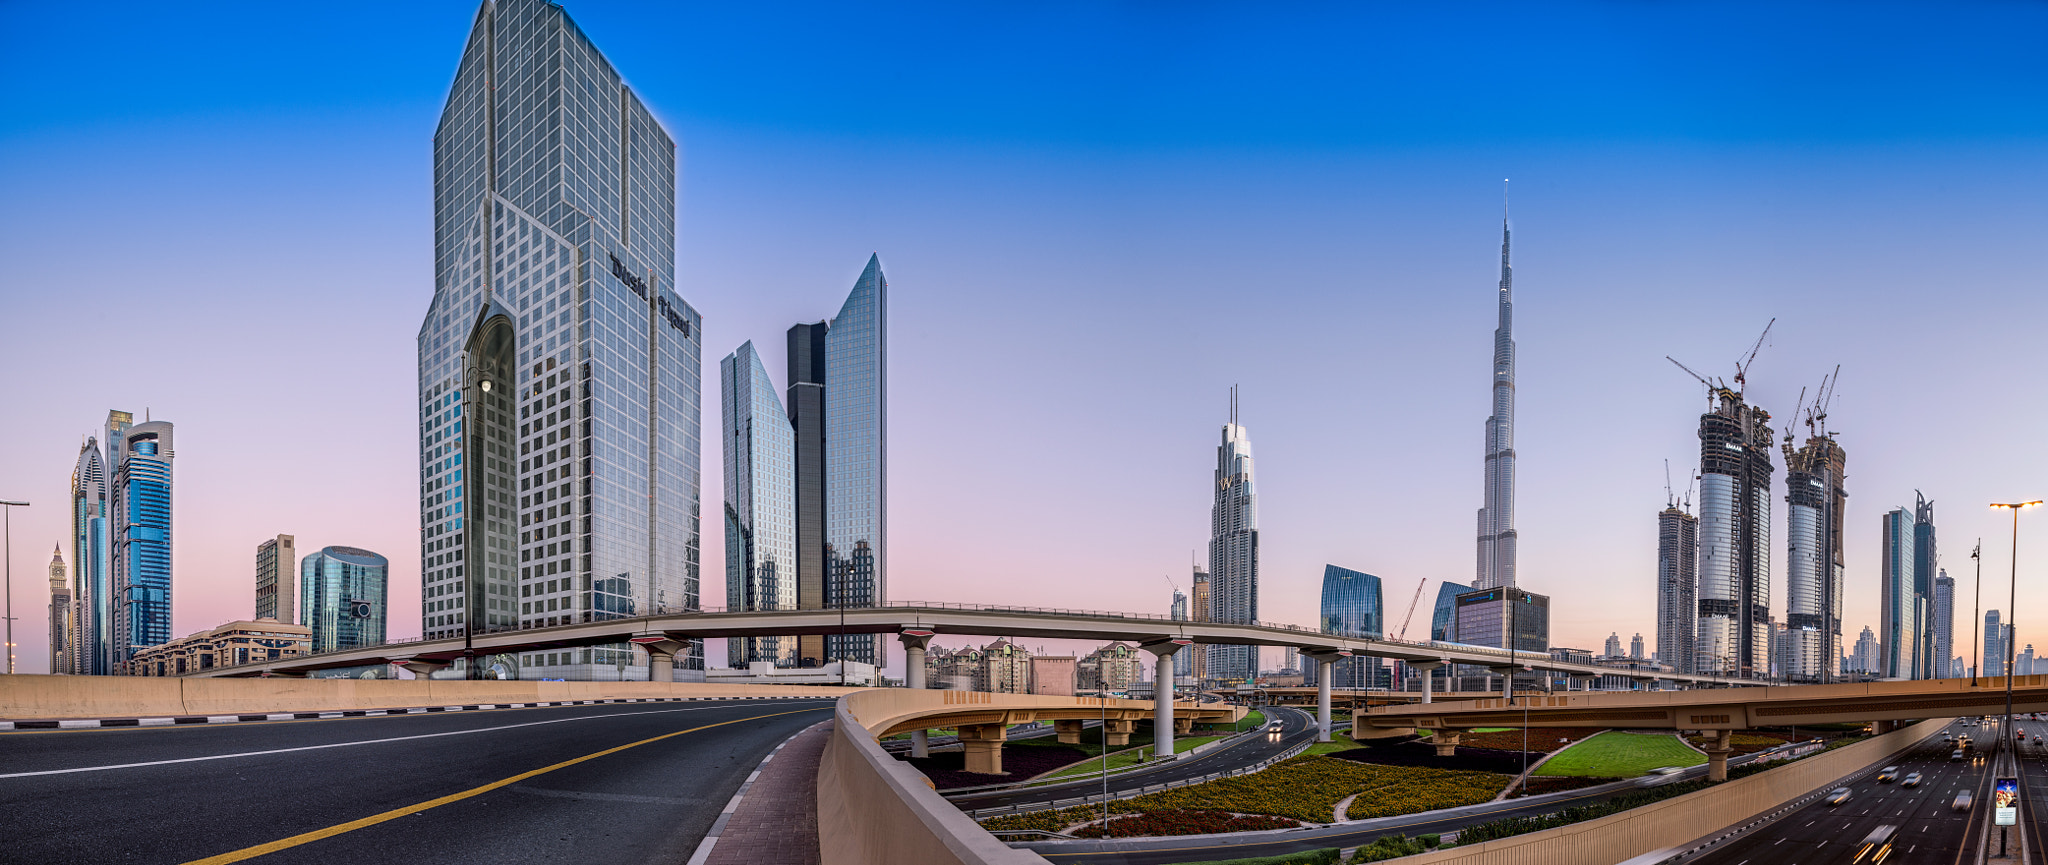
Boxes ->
[2,1,2044,673]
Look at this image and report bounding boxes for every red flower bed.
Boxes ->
[1073,809,1298,838]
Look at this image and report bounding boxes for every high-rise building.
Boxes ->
[1604,632,1622,658]
[255,535,296,624]
[1206,394,1259,681]
[1986,611,2007,677]
[1452,586,1549,688]
[1879,507,1919,679]
[68,431,112,675]
[1656,502,1699,674]
[1190,564,1210,682]
[2020,644,2037,677]
[111,419,174,672]
[300,546,388,653]
[721,341,797,668]
[822,256,889,669]
[1630,633,1645,660]
[1913,493,1938,679]
[1933,570,1955,680]
[47,546,70,674]
[1849,625,1879,674]
[1781,431,1846,682]
[417,0,701,678]
[1693,388,1774,678]
[1169,589,1191,678]
[1318,565,1384,688]
[786,320,828,666]
[1475,217,1518,592]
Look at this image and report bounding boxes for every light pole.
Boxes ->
[1990,501,2040,750]
[1972,541,1982,684]
[1,501,28,675]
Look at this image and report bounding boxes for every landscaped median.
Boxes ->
[1534,731,1704,778]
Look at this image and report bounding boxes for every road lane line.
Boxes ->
[175,706,830,865]
[0,699,832,779]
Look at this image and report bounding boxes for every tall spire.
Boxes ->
[1477,199,1518,592]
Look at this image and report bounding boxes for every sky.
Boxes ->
[2,1,2045,678]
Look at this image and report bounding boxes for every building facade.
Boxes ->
[1848,625,1879,674]
[1453,587,1548,652]
[1206,399,1259,682]
[130,619,311,677]
[1933,570,1955,680]
[1655,504,1699,674]
[1604,633,1622,658]
[1986,611,2007,678]
[69,433,113,675]
[1169,589,1191,678]
[981,640,1032,694]
[1630,633,1645,660]
[1079,642,1143,693]
[1781,433,1846,682]
[1879,507,1919,679]
[1031,655,1077,696]
[255,535,296,624]
[48,546,70,674]
[1476,217,1519,592]
[111,420,174,672]
[301,546,389,654]
[821,257,889,669]
[1913,493,1938,679]
[1190,564,1210,682]
[1317,564,1384,689]
[417,0,702,679]
[1694,388,1773,678]
[721,341,797,668]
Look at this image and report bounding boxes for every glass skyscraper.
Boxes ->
[721,340,797,667]
[1694,388,1774,678]
[1782,433,1845,682]
[1317,565,1384,689]
[1913,493,1938,679]
[301,546,390,654]
[418,0,701,678]
[822,255,888,667]
[1206,395,1259,682]
[1880,506,1919,679]
[69,431,112,675]
[1475,217,1518,592]
[1656,504,1699,674]
[111,420,174,672]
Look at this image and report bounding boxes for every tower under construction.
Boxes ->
[1782,400,1846,683]
[1696,387,1775,678]
[1656,499,1699,675]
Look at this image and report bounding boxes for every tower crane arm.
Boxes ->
[1398,579,1428,640]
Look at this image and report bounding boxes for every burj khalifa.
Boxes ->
[1476,217,1517,591]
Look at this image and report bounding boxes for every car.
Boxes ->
[1903,772,1922,787]
[1954,791,1975,811]
[1954,749,1968,761]
[1651,766,1685,776]
[1826,788,1852,805]
[1877,766,1900,783]
[1856,825,1899,863]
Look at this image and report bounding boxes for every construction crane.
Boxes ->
[1664,460,1675,508]
[1397,578,1428,640]
[1732,318,1775,394]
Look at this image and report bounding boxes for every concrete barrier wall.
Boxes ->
[818,690,1050,865]
[0,673,857,719]
[1392,718,1950,865]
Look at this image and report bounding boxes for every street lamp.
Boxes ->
[1,501,28,675]
[1990,501,2041,750]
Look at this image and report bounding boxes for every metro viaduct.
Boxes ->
[1358,674,2048,781]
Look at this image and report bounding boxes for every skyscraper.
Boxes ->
[1169,589,1191,679]
[1913,493,1938,679]
[1849,624,1879,674]
[1933,570,1955,680]
[417,0,701,677]
[48,546,70,674]
[1781,431,1846,682]
[822,255,888,668]
[1655,501,1699,674]
[1318,564,1384,689]
[255,535,296,624]
[1604,632,1622,658]
[69,432,112,674]
[721,341,796,667]
[1694,388,1774,678]
[300,546,389,654]
[110,419,174,672]
[1986,611,2007,678]
[1475,217,1518,591]
[1630,632,1645,660]
[787,320,828,666]
[1207,394,1259,681]
[1879,507,1918,679]
[1190,563,1210,682]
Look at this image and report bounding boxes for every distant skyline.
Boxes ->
[3,1,2046,677]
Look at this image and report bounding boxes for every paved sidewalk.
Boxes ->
[703,720,831,865]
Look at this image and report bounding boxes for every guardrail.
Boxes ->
[964,739,1314,820]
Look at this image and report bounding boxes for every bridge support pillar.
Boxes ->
[630,635,689,683]
[1174,716,1194,735]
[1703,730,1733,782]
[1141,639,1188,759]
[1104,718,1133,747]
[1413,661,1443,704]
[899,630,936,758]
[1304,650,1350,743]
[1434,730,1463,757]
[389,657,449,679]
[1055,719,1085,744]
[959,723,1008,775]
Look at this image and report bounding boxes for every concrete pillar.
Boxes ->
[396,660,449,679]
[1141,640,1185,759]
[1317,660,1334,742]
[648,651,675,683]
[1414,661,1442,704]
[959,724,1008,775]
[1055,719,1085,744]
[1104,718,1134,747]
[1435,730,1463,757]
[1174,717,1194,735]
[1703,729,1733,782]
[899,630,935,758]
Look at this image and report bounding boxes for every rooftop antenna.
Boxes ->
[1732,318,1775,395]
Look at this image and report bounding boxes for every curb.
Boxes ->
[685,720,826,865]
[0,694,821,730]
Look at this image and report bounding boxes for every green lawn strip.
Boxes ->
[1303,730,1363,756]
[1201,709,1265,732]
[1534,731,1704,778]
[1032,734,1230,781]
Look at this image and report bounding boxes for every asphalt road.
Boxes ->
[0,697,837,865]
[948,706,1316,812]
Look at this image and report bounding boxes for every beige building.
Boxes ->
[1191,564,1210,682]
[1030,655,1076,696]
[981,639,1034,694]
[1077,642,1142,693]
[130,618,312,677]
[927,645,985,691]
[255,535,296,624]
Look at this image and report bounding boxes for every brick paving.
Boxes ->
[703,721,830,865]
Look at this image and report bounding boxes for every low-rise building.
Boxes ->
[707,660,876,687]
[1077,642,1142,694]
[982,639,1033,694]
[130,618,312,677]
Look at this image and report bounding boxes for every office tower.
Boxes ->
[1630,633,1645,660]
[2021,644,2038,677]
[1190,564,1210,681]
[417,0,701,678]
[1319,565,1384,688]
[1475,217,1518,591]
[110,420,174,671]
[1782,431,1846,682]
[1913,494,1938,679]
[300,546,389,654]
[1986,611,2007,677]
[69,432,112,674]
[1656,502,1699,675]
[786,321,828,665]
[1879,507,1918,679]
[1850,625,1879,674]
[1453,587,1548,652]
[1933,570,1955,680]
[822,256,889,668]
[721,341,796,668]
[1693,388,1774,678]
[1206,392,1259,681]
[1169,589,1191,678]
[48,546,70,674]
[1604,633,1622,658]
[1430,581,1473,641]
[255,535,296,624]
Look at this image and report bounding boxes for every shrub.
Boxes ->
[1349,834,1433,862]
[1072,809,1299,838]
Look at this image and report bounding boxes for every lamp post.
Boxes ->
[1,500,28,675]
[1990,501,2040,750]
[1972,541,1982,684]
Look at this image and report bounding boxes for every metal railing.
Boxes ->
[963,739,1314,820]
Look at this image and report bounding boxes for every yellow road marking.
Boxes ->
[177,705,829,865]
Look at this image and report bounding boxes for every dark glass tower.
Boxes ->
[787,321,828,665]
[111,420,174,671]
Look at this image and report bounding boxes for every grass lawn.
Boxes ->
[1303,730,1362,756]
[1036,735,1228,780]
[1202,709,1265,732]
[1535,731,1704,777]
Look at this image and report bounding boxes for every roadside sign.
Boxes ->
[1996,777,2020,826]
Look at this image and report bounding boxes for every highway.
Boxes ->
[0,697,836,865]
[948,706,1317,812]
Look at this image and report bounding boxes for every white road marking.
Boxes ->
[0,699,828,779]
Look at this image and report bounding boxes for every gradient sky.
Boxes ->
[2,1,2045,677]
